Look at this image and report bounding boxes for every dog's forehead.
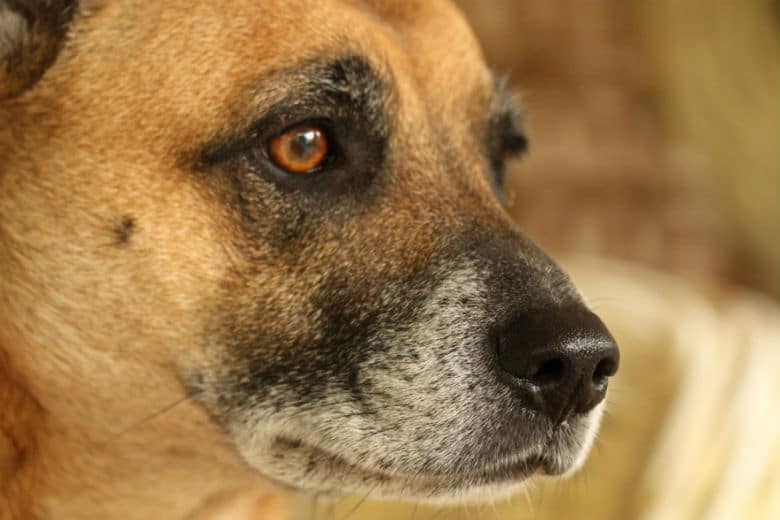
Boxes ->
[50,0,492,149]
[353,0,493,103]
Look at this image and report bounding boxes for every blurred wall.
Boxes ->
[455,0,780,298]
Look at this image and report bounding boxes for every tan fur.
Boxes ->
[0,349,43,519]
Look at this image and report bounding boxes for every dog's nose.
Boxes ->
[496,307,619,422]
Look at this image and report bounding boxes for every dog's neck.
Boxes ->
[0,347,42,519]
[0,343,282,519]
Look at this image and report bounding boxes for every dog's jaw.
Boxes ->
[225,406,606,502]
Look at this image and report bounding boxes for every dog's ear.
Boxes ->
[0,0,77,99]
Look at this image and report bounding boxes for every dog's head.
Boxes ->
[0,0,618,503]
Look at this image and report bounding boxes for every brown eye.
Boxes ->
[268,124,329,174]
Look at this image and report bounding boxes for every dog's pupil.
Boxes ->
[290,129,320,160]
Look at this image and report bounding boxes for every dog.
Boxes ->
[0,1,619,518]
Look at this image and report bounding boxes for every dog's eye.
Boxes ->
[489,131,528,191]
[500,132,528,161]
[267,124,330,174]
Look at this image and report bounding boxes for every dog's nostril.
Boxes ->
[593,357,617,384]
[532,358,567,385]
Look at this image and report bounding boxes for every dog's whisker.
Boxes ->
[218,239,251,282]
[95,393,197,448]
[492,500,503,520]
[520,483,535,515]
[310,493,321,520]
[326,499,337,520]
[338,485,375,520]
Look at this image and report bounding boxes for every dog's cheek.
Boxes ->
[185,237,436,462]
[203,270,419,412]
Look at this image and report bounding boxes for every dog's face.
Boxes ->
[0,0,617,504]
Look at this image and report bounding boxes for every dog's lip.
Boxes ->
[539,456,568,476]
[474,452,547,482]
[272,436,547,487]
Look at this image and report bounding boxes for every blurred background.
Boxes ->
[293,1,780,518]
